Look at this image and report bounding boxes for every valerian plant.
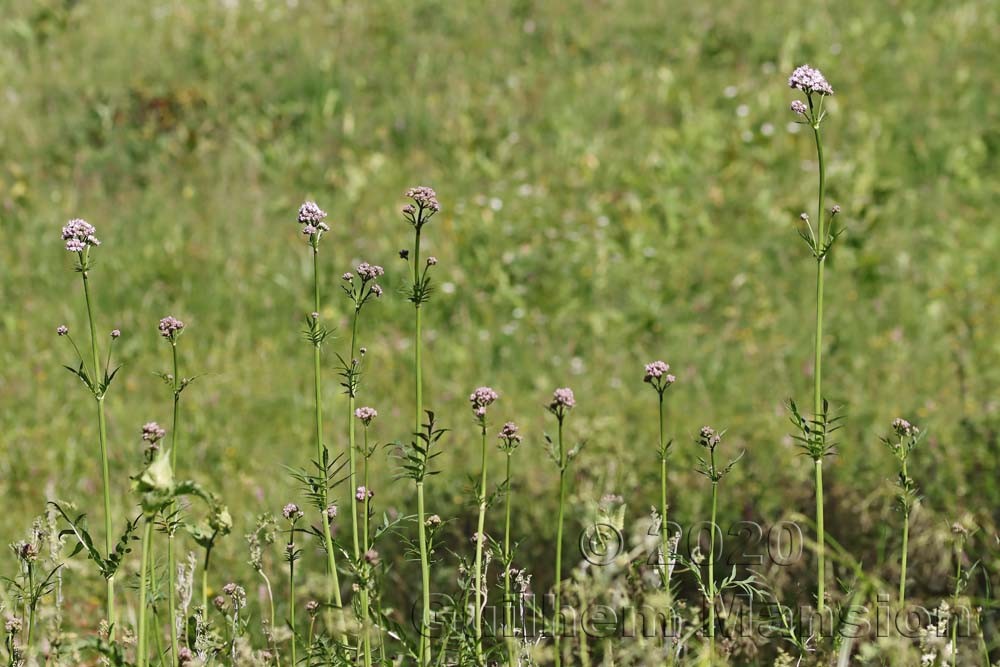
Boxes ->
[692,426,748,658]
[57,217,120,636]
[467,386,498,664]
[338,261,384,574]
[296,200,344,618]
[882,418,923,606]
[544,387,582,667]
[399,185,441,666]
[788,64,843,618]
[495,420,522,667]
[155,314,197,663]
[643,361,676,602]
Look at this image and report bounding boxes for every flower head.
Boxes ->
[61,218,100,252]
[788,65,834,96]
[790,100,808,116]
[178,647,194,665]
[110,329,121,339]
[355,486,374,502]
[498,421,523,451]
[306,600,320,616]
[399,249,410,260]
[158,316,185,341]
[356,262,385,281]
[892,418,919,438]
[297,201,327,225]
[326,503,338,520]
[355,406,378,426]
[405,186,441,212]
[698,425,722,449]
[142,422,166,444]
[282,503,303,521]
[364,548,380,565]
[426,256,438,266]
[644,360,676,393]
[56,325,69,336]
[548,387,576,417]
[470,386,499,420]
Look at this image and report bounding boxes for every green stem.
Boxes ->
[81,269,116,638]
[815,459,825,613]
[416,481,431,666]
[554,417,566,667]
[289,554,297,667]
[167,342,180,663]
[413,224,432,666]
[658,394,670,598]
[361,428,373,667]
[311,246,344,617]
[474,425,488,663]
[899,459,909,607]
[811,121,827,616]
[262,572,279,666]
[138,520,154,667]
[25,564,34,651]
[349,311,361,561]
[951,546,961,667]
[201,540,214,614]
[708,449,718,658]
[503,451,515,667]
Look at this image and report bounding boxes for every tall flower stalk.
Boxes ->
[338,263,384,564]
[400,186,441,665]
[545,387,578,667]
[296,201,344,614]
[643,361,676,599]
[883,418,922,606]
[469,386,499,662]
[282,504,304,665]
[355,407,378,667]
[156,315,188,661]
[497,421,522,667]
[132,425,176,667]
[58,218,119,637]
[694,426,744,657]
[788,65,841,615]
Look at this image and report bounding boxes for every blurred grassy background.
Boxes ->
[1,0,999,625]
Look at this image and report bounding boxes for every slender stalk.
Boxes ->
[289,555,297,666]
[658,394,670,598]
[166,342,180,662]
[553,417,566,667]
[81,269,116,637]
[137,520,154,667]
[950,542,962,667]
[811,121,828,616]
[899,458,909,606]
[707,454,718,658]
[262,572,279,666]
[201,541,214,613]
[473,425,489,663]
[413,224,432,666]
[503,450,515,667]
[349,311,361,561]
[25,564,34,651]
[311,246,344,614]
[360,427,373,667]
[416,480,431,665]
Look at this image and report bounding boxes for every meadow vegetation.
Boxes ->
[1,1,999,664]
